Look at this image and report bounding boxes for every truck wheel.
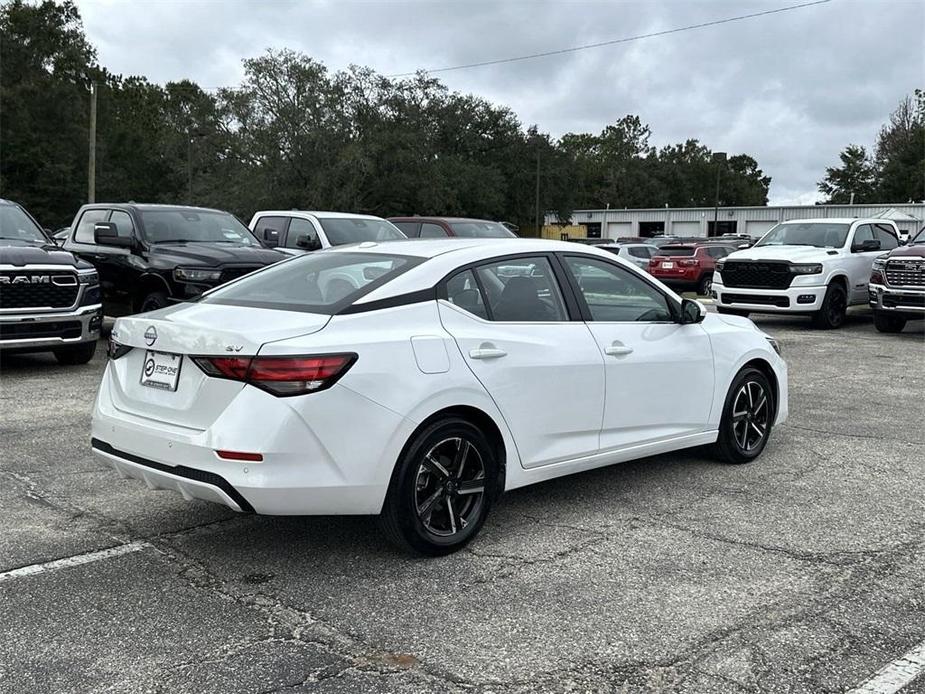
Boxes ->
[717,307,750,318]
[812,282,847,329]
[54,341,97,365]
[139,291,168,314]
[873,312,906,333]
[696,274,713,296]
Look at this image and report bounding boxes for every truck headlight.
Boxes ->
[790,263,823,275]
[174,267,221,282]
[871,258,888,271]
[716,260,725,272]
[77,270,99,285]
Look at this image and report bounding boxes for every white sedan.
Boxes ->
[92,239,788,555]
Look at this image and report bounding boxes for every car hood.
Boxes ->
[147,242,287,267]
[724,245,836,263]
[0,239,93,269]
[885,244,925,259]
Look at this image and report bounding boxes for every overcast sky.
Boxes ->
[75,0,924,206]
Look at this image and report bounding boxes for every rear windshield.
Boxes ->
[657,246,696,256]
[449,221,516,238]
[141,209,260,246]
[199,252,421,314]
[317,218,406,245]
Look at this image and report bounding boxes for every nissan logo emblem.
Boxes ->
[144,326,157,346]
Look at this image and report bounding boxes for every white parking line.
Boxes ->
[0,541,150,584]
[847,640,925,694]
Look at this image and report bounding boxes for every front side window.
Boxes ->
[756,222,850,249]
[564,256,674,322]
[873,224,899,250]
[473,256,568,322]
[109,210,135,238]
[74,209,109,244]
[253,215,288,245]
[852,224,874,249]
[141,209,260,246]
[317,217,406,245]
[284,217,320,248]
[0,204,47,243]
[201,252,419,314]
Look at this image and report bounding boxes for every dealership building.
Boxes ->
[545,203,925,241]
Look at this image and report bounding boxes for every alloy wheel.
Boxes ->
[827,289,846,325]
[414,437,486,538]
[730,380,770,452]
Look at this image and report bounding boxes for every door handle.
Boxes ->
[469,347,507,360]
[605,344,634,357]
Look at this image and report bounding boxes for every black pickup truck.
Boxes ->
[62,203,286,315]
[0,199,102,364]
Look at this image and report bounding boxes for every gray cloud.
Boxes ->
[77,0,924,204]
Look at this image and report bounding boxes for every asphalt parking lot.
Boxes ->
[1,309,923,694]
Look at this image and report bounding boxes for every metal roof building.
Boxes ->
[547,203,925,241]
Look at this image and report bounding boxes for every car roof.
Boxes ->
[388,216,499,224]
[783,217,892,224]
[256,210,388,221]
[82,203,233,215]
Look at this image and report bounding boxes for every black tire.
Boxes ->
[53,340,97,365]
[696,274,713,296]
[712,367,774,465]
[138,291,169,314]
[717,307,750,318]
[812,282,847,329]
[379,417,497,556]
[873,311,906,333]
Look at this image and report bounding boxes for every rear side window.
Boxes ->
[200,252,421,314]
[74,209,109,243]
[658,246,696,256]
[474,257,568,322]
[445,270,488,319]
[628,247,652,258]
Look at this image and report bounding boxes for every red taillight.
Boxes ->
[216,450,263,462]
[192,354,356,397]
[678,258,699,267]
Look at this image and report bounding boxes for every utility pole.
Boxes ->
[712,151,726,237]
[187,131,193,204]
[88,82,97,203]
[534,148,540,237]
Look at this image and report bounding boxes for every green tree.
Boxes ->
[874,91,925,202]
[818,144,876,204]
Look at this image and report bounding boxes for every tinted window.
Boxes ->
[392,221,421,237]
[873,224,899,250]
[0,204,47,243]
[852,224,874,248]
[253,216,288,245]
[201,252,418,314]
[317,217,405,245]
[658,246,696,256]
[109,210,135,238]
[706,246,732,258]
[565,256,673,322]
[445,269,488,319]
[285,217,320,249]
[74,209,109,244]
[474,257,567,322]
[756,222,850,249]
[420,223,448,238]
[141,209,259,246]
[449,221,516,238]
[628,247,652,258]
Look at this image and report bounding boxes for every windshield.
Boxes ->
[911,227,925,245]
[200,252,420,314]
[449,221,516,238]
[140,209,260,246]
[755,222,849,249]
[317,218,406,245]
[0,204,47,243]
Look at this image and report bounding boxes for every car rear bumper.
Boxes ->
[0,304,102,351]
[713,279,826,313]
[868,283,925,316]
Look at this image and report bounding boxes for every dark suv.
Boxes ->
[388,217,517,239]
[62,204,285,315]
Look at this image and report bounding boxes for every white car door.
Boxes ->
[559,254,715,452]
[845,224,885,303]
[438,255,605,469]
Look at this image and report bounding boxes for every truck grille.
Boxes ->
[0,271,79,309]
[0,320,82,340]
[219,266,262,284]
[720,261,794,289]
[885,259,925,287]
[722,293,790,307]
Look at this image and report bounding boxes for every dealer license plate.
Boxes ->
[662,261,674,269]
[140,350,182,391]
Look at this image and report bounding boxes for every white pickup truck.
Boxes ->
[248,210,405,254]
[712,217,901,328]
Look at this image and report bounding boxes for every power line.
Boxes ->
[387,0,832,78]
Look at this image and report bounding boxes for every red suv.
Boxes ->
[648,243,737,295]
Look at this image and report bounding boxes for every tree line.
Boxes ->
[818,90,925,205]
[0,0,804,231]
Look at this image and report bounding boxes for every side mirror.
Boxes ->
[262,228,279,247]
[94,221,133,248]
[680,298,706,324]
[295,234,322,251]
[852,239,881,253]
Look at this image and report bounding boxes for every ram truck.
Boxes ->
[869,226,925,333]
[713,218,900,329]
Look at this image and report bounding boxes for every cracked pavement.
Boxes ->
[0,309,923,693]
